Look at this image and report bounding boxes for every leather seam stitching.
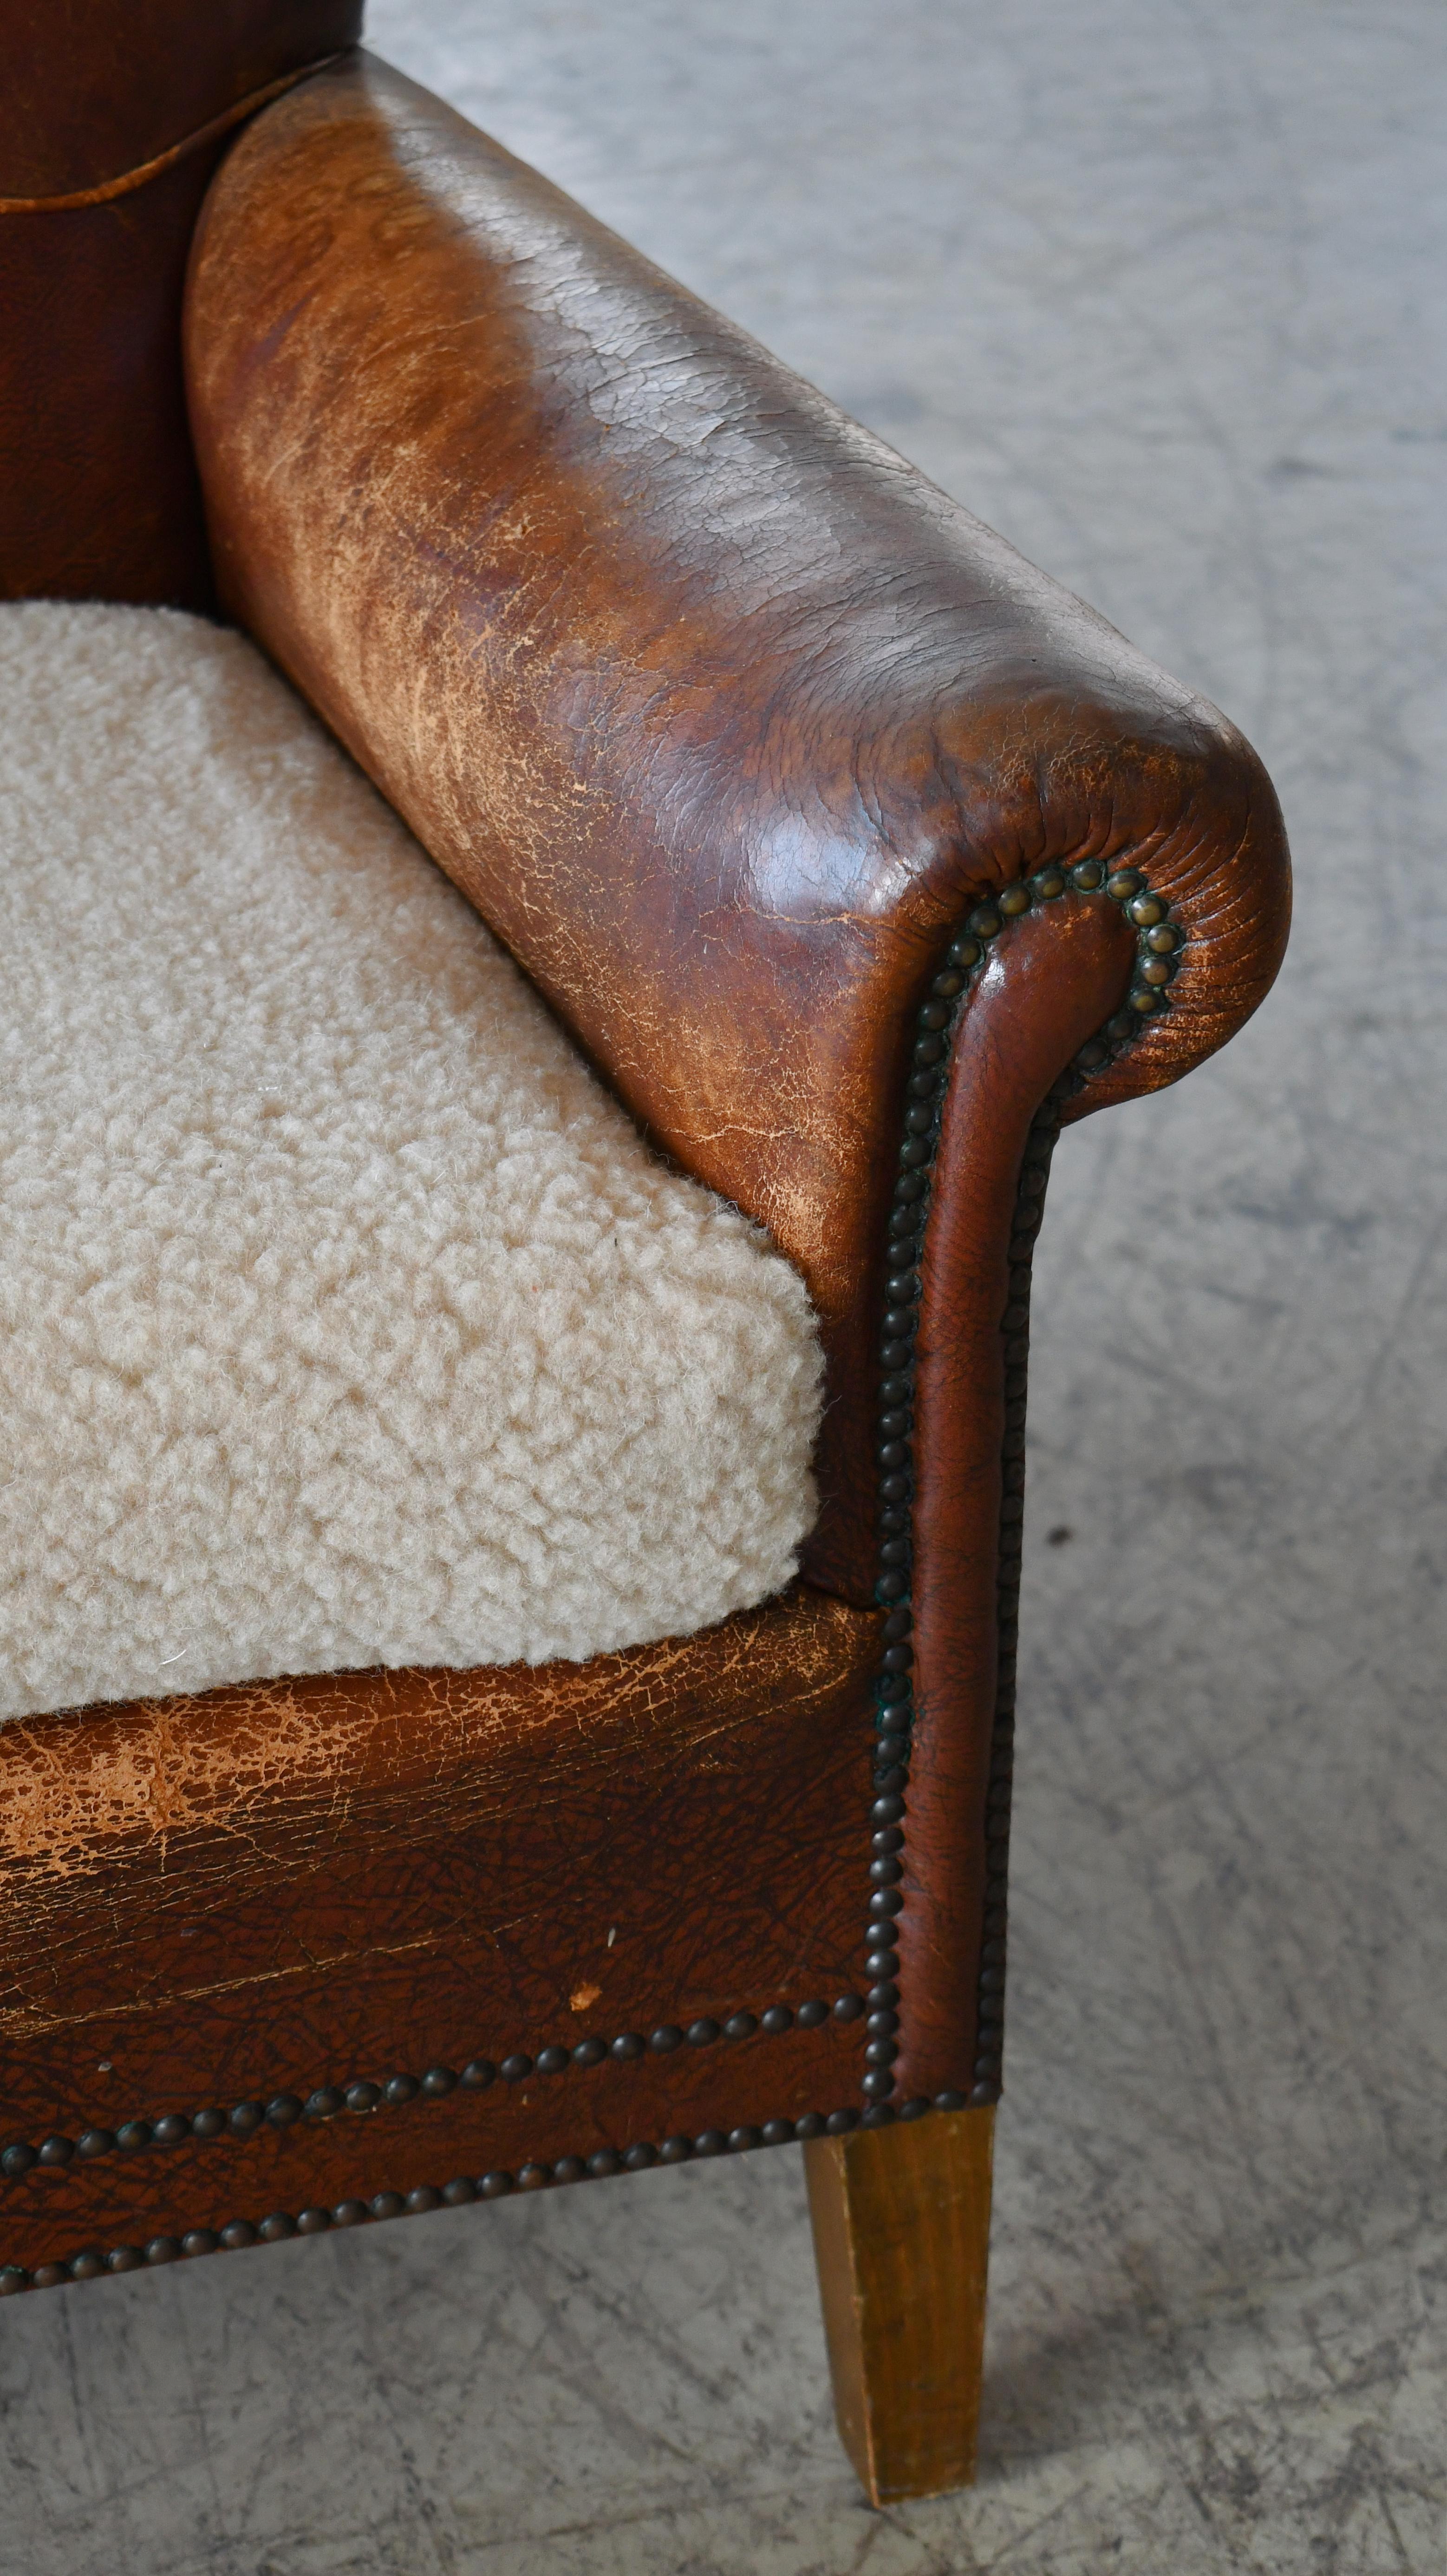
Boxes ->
[0,53,351,214]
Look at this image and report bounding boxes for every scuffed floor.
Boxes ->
[3,3,1443,2567]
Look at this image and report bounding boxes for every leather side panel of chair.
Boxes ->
[0,1588,884,2275]
[0,0,360,608]
[185,52,1291,1592]
[0,0,362,199]
[0,155,227,610]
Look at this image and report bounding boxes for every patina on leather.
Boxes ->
[0,1587,879,2272]
[0,33,1294,2288]
[0,0,360,609]
[185,53,1292,1595]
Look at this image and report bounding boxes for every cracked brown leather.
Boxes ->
[0,0,359,608]
[186,51,1292,1599]
[0,1587,880,2272]
[0,37,1293,2270]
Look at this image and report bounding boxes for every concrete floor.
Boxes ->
[5,3,1445,2568]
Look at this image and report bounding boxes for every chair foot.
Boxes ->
[803,2105,994,2504]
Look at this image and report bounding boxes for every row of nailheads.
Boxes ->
[0,860,1183,2242]
[0,1996,868,2185]
[867,856,1186,2106]
[0,2088,973,2295]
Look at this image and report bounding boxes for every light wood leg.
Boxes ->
[803,2105,994,2504]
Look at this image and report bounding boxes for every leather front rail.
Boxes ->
[0,1591,887,2275]
[184,51,1291,1599]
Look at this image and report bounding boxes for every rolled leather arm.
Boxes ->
[185,54,1288,1609]
[185,54,1290,2104]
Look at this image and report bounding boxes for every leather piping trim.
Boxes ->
[0,56,350,213]
[0,1990,870,2188]
[861,856,1185,2115]
[0,2096,978,2296]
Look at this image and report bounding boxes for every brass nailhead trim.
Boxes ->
[0,2086,979,2297]
[0,1994,867,2189]
[0,858,1182,2282]
[865,858,1185,2110]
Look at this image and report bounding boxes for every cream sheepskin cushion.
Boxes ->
[0,603,822,1721]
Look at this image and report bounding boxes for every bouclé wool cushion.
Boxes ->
[0,604,822,1721]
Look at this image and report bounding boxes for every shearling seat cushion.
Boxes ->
[0,604,822,1721]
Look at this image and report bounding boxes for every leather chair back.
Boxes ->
[0,0,361,608]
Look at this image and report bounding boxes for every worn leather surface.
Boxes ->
[186,52,1292,1595]
[0,0,362,199]
[0,1587,880,2270]
[0,42,1294,2263]
[0,1,358,608]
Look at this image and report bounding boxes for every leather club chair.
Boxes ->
[0,0,1290,2504]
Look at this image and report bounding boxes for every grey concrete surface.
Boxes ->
[4,3,1445,2568]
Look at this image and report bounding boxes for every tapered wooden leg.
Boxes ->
[803,2105,994,2504]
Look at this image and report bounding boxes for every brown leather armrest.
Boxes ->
[184,52,1291,1609]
